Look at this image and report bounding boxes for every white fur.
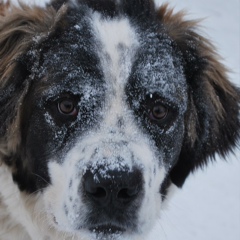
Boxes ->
[0,164,44,240]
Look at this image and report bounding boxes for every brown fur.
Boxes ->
[0,0,10,16]
[0,3,67,164]
[157,4,237,102]
[157,4,239,146]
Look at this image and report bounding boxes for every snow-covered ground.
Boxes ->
[7,0,240,239]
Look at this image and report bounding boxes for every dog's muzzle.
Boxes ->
[81,164,144,233]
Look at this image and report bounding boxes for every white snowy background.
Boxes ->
[8,0,240,239]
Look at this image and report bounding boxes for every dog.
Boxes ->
[0,0,239,239]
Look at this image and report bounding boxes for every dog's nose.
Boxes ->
[82,167,143,207]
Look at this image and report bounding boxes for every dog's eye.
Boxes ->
[144,93,170,123]
[58,99,77,116]
[150,104,168,121]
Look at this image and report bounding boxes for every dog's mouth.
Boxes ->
[89,224,125,235]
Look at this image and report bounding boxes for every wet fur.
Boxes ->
[0,0,239,239]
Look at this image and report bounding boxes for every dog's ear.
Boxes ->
[0,1,10,16]
[0,3,67,163]
[157,4,240,187]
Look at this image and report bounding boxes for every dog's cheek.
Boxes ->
[43,159,91,232]
[137,166,166,233]
[43,161,75,231]
[128,141,166,232]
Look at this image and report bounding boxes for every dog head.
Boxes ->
[0,0,239,239]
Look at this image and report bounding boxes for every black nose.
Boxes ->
[82,167,143,207]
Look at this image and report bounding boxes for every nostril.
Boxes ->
[117,187,140,201]
[83,172,108,200]
[117,188,129,199]
[90,187,107,199]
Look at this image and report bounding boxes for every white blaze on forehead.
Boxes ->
[92,14,139,83]
[92,13,139,125]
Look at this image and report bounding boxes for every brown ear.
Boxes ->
[157,4,240,187]
[0,3,67,164]
[0,3,67,85]
[0,1,10,16]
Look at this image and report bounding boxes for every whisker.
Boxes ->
[31,172,51,186]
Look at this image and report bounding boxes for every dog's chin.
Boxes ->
[50,214,129,239]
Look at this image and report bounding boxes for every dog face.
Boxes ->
[0,0,239,239]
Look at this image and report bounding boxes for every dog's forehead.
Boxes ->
[91,14,187,112]
[91,13,139,84]
[38,10,187,111]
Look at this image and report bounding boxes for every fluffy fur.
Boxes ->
[0,0,239,239]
